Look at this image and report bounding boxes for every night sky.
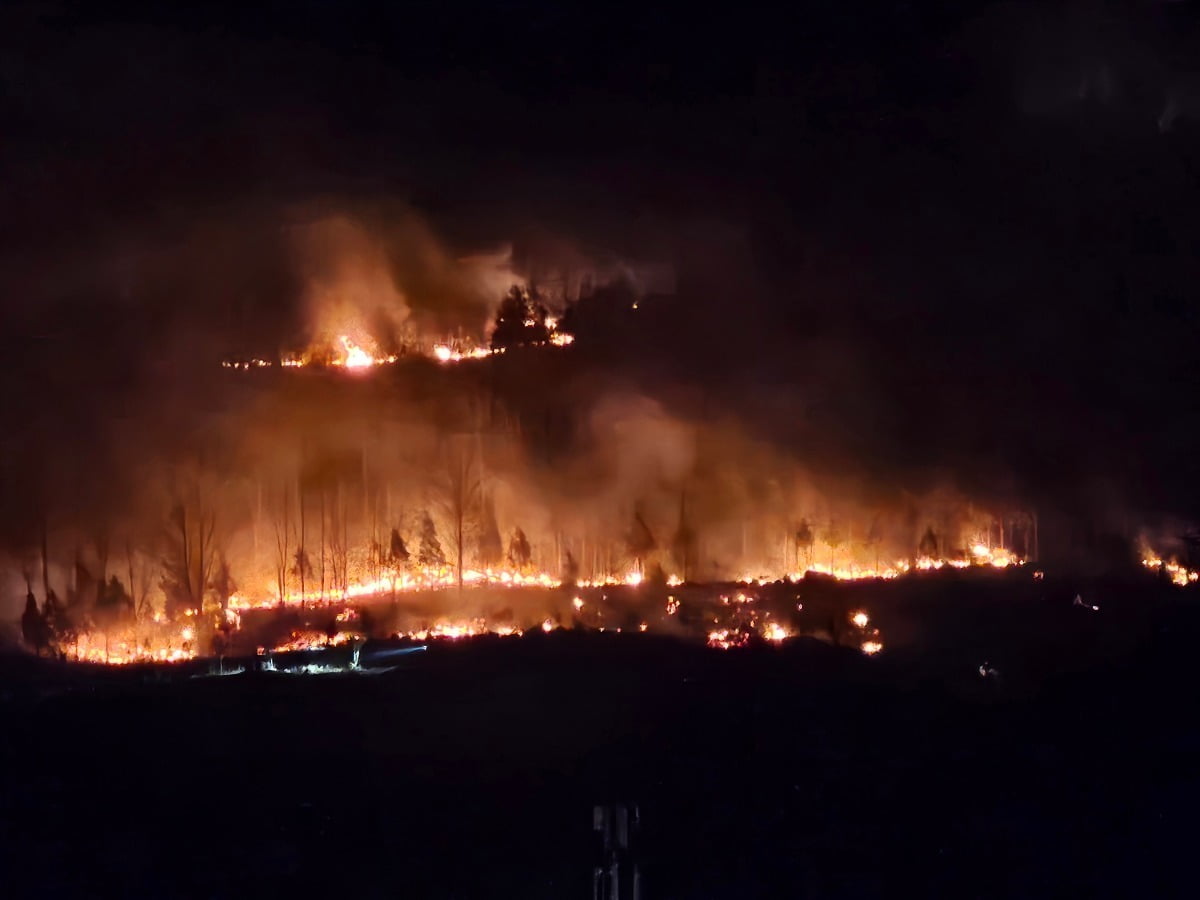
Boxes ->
[4,1,1200,529]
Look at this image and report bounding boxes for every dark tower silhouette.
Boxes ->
[593,802,641,900]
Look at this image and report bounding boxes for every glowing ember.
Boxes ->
[572,596,584,611]
[264,630,364,654]
[861,640,883,655]
[707,628,750,650]
[762,622,791,642]
[851,611,870,629]
[431,344,493,364]
[402,620,522,641]
[541,618,556,633]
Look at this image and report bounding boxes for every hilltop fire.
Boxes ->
[221,315,574,372]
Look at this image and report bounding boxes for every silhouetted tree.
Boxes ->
[22,591,50,656]
[43,590,76,659]
[627,510,656,575]
[865,517,883,571]
[561,550,579,586]
[918,526,939,560]
[438,440,481,590]
[388,527,410,567]
[326,486,349,598]
[490,285,551,351]
[93,576,133,632]
[476,493,503,568]
[671,493,696,582]
[124,537,153,623]
[43,589,65,641]
[291,546,314,587]
[507,527,532,571]
[269,484,293,605]
[160,498,217,621]
[795,519,815,569]
[210,556,236,610]
[825,520,844,570]
[417,511,446,568]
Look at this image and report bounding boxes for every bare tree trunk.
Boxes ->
[255,476,262,572]
[456,474,465,595]
[41,515,50,598]
[299,482,306,603]
[320,487,326,603]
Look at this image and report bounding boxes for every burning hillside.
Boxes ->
[7,211,1191,674]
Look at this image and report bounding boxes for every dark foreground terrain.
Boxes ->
[2,573,1199,898]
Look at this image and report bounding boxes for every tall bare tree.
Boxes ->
[125,535,154,623]
[437,438,481,592]
[671,492,696,582]
[269,483,293,605]
[327,483,349,598]
[160,498,217,621]
[795,518,815,570]
[159,466,220,622]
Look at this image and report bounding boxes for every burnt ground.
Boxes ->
[2,574,1200,898]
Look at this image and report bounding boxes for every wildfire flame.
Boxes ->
[1142,552,1200,586]
[337,336,376,369]
[71,543,1023,665]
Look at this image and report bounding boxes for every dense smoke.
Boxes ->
[290,212,519,348]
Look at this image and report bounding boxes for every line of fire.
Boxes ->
[10,278,1196,670]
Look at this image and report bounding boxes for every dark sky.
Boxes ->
[4,0,1200,526]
